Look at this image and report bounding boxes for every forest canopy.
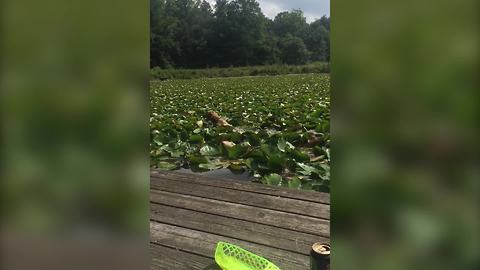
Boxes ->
[151,0,330,69]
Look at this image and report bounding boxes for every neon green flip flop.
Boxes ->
[214,242,281,270]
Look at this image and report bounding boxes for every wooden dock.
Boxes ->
[150,170,330,270]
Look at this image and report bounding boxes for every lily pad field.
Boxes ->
[150,74,330,192]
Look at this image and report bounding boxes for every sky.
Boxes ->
[205,0,330,23]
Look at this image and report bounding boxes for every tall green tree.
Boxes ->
[210,0,273,66]
[273,10,308,38]
[305,16,330,62]
[273,10,312,64]
[279,34,308,65]
[150,0,178,68]
[150,0,330,68]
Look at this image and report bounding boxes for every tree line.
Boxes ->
[151,0,330,69]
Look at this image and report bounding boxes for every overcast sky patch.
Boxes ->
[205,0,329,22]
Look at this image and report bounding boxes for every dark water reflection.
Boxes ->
[177,168,256,182]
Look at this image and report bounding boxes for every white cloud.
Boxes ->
[258,0,284,19]
[204,0,329,22]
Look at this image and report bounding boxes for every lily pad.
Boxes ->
[198,162,223,170]
[288,177,302,189]
[189,134,205,144]
[189,155,208,165]
[157,161,179,171]
[277,137,288,152]
[264,173,283,186]
[200,145,220,156]
[150,74,330,192]
[227,144,249,159]
[297,163,319,176]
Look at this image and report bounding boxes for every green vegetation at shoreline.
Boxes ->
[151,62,329,80]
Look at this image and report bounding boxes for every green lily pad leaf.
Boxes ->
[228,163,245,172]
[199,162,223,170]
[283,132,302,144]
[310,156,324,162]
[324,148,330,160]
[154,156,171,161]
[157,161,179,171]
[297,163,318,175]
[286,141,295,149]
[313,146,323,156]
[289,149,310,162]
[264,173,282,186]
[277,138,287,152]
[316,120,330,133]
[227,144,248,159]
[301,182,314,190]
[200,145,220,156]
[266,129,281,137]
[153,137,163,146]
[169,150,184,158]
[189,134,205,144]
[278,138,295,152]
[179,130,189,140]
[260,144,275,156]
[319,163,330,171]
[193,128,202,134]
[240,141,252,147]
[247,149,267,163]
[245,132,261,146]
[233,127,246,134]
[267,154,285,172]
[189,155,208,165]
[227,132,243,143]
[244,158,254,169]
[288,177,302,189]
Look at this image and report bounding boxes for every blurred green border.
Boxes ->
[332,0,479,269]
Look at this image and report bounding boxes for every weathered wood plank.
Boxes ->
[150,222,310,270]
[151,203,328,255]
[151,170,329,204]
[150,171,330,269]
[151,178,329,220]
[151,190,329,237]
[150,243,212,270]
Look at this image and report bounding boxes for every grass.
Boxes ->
[151,62,329,80]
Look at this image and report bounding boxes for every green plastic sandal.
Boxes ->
[214,242,281,270]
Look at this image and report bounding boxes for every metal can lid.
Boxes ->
[312,243,330,255]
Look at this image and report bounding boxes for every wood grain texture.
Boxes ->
[151,203,328,255]
[151,177,329,219]
[151,189,329,236]
[150,171,330,270]
[150,243,212,270]
[151,222,310,270]
[151,170,329,204]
